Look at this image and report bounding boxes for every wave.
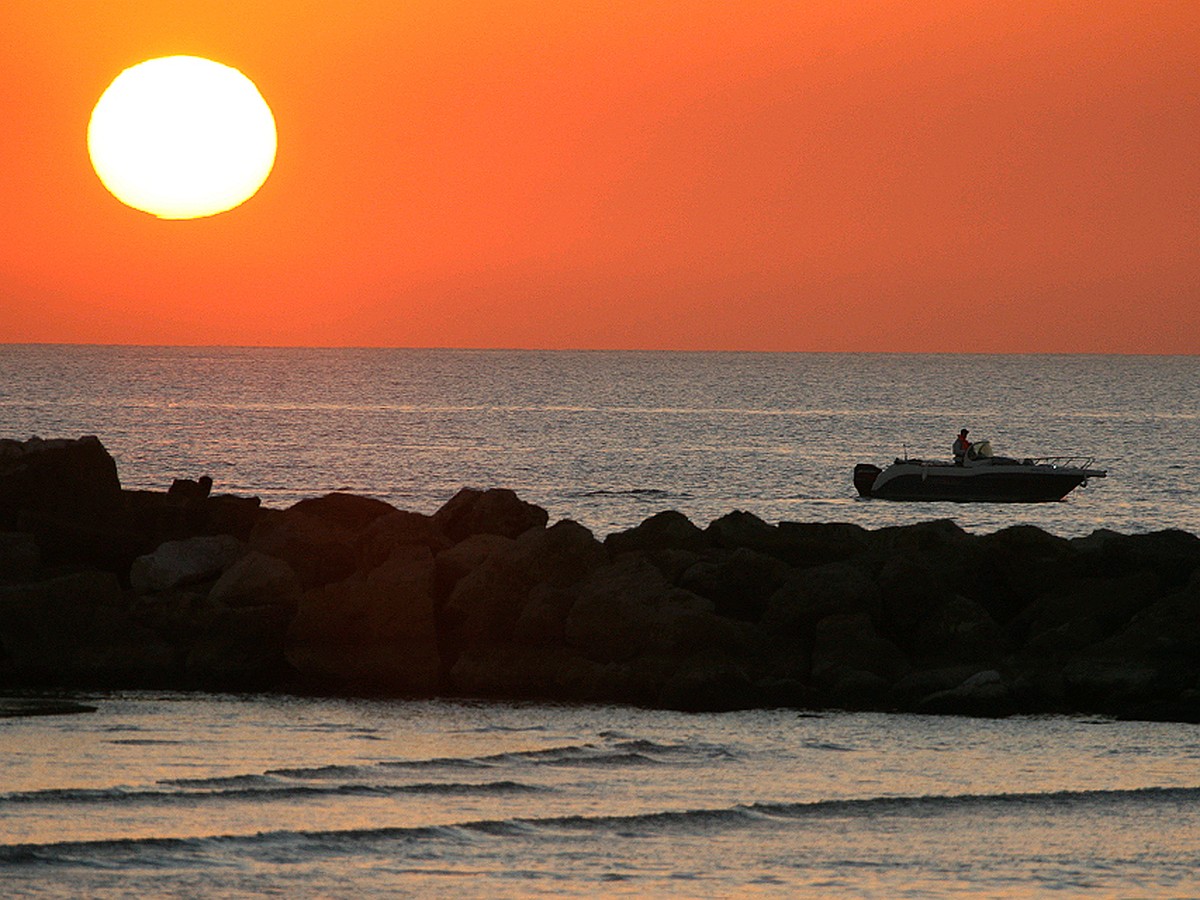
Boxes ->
[0,780,545,807]
[5,786,1196,867]
[8,739,736,808]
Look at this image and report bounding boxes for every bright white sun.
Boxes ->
[88,55,277,219]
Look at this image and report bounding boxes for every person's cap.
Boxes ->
[960,428,969,434]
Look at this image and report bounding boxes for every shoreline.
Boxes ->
[2,435,1197,723]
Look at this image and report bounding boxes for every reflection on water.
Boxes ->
[2,347,1197,536]
[1,695,1199,897]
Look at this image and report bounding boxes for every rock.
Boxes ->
[705,510,786,557]
[249,508,357,589]
[357,510,452,571]
[1061,659,1163,708]
[203,494,263,540]
[130,535,244,594]
[774,521,871,566]
[752,676,823,709]
[208,550,302,610]
[890,665,987,705]
[564,555,737,663]
[434,533,517,601]
[1015,570,1164,656]
[912,594,1005,664]
[186,605,295,688]
[447,643,602,701]
[442,520,605,651]
[809,613,910,691]
[679,547,790,621]
[433,488,548,542]
[917,669,1015,717]
[285,554,441,694]
[287,492,398,533]
[970,524,1076,623]
[0,532,40,582]
[871,518,972,554]
[1072,529,1200,588]
[0,570,174,685]
[761,562,881,639]
[168,476,213,500]
[604,510,707,556]
[657,661,758,712]
[876,554,950,641]
[0,437,142,572]
[0,435,122,528]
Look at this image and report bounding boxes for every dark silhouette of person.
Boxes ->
[953,428,972,465]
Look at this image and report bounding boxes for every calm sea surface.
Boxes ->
[2,346,1198,536]
[2,346,1199,897]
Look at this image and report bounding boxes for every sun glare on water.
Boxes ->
[87,56,277,219]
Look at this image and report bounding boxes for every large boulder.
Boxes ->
[130,535,244,594]
[186,604,295,688]
[679,547,790,621]
[876,554,951,642]
[916,670,1015,718]
[774,521,871,566]
[0,436,144,572]
[761,562,881,640]
[441,520,605,651]
[357,510,452,572]
[208,550,302,610]
[433,488,548,542]
[249,508,357,589]
[810,613,910,699]
[1015,570,1163,657]
[912,594,1005,664]
[447,643,607,701]
[285,553,442,694]
[434,532,517,601]
[871,518,972,555]
[970,525,1076,624]
[0,532,40,583]
[657,660,759,712]
[705,510,787,557]
[0,435,122,528]
[604,510,707,556]
[564,555,744,663]
[286,493,398,532]
[1071,529,1200,588]
[0,570,173,684]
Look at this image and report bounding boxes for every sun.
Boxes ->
[88,56,277,220]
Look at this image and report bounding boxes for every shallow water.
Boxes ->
[2,694,1198,897]
[3,346,1198,537]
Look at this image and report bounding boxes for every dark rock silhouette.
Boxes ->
[2,435,1198,723]
[432,487,549,542]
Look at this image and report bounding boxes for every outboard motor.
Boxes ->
[854,463,881,497]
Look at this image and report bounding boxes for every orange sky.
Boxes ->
[1,1,1196,352]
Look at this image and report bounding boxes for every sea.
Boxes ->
[2,345,1199,897]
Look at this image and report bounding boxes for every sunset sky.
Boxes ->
[1,2,1196,352]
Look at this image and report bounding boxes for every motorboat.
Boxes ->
[854,441,1106,502]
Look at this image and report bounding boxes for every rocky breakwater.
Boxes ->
[1,435,1198,722]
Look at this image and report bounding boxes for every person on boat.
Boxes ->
[953,428,972,465]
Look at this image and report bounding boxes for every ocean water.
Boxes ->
[2,694,1200,898]
[2,345,1198,537]
[3,346,1200,896]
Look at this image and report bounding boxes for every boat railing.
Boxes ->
[1026,455,1098,470]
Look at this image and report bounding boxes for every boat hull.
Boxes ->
[855,460,1103,503]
